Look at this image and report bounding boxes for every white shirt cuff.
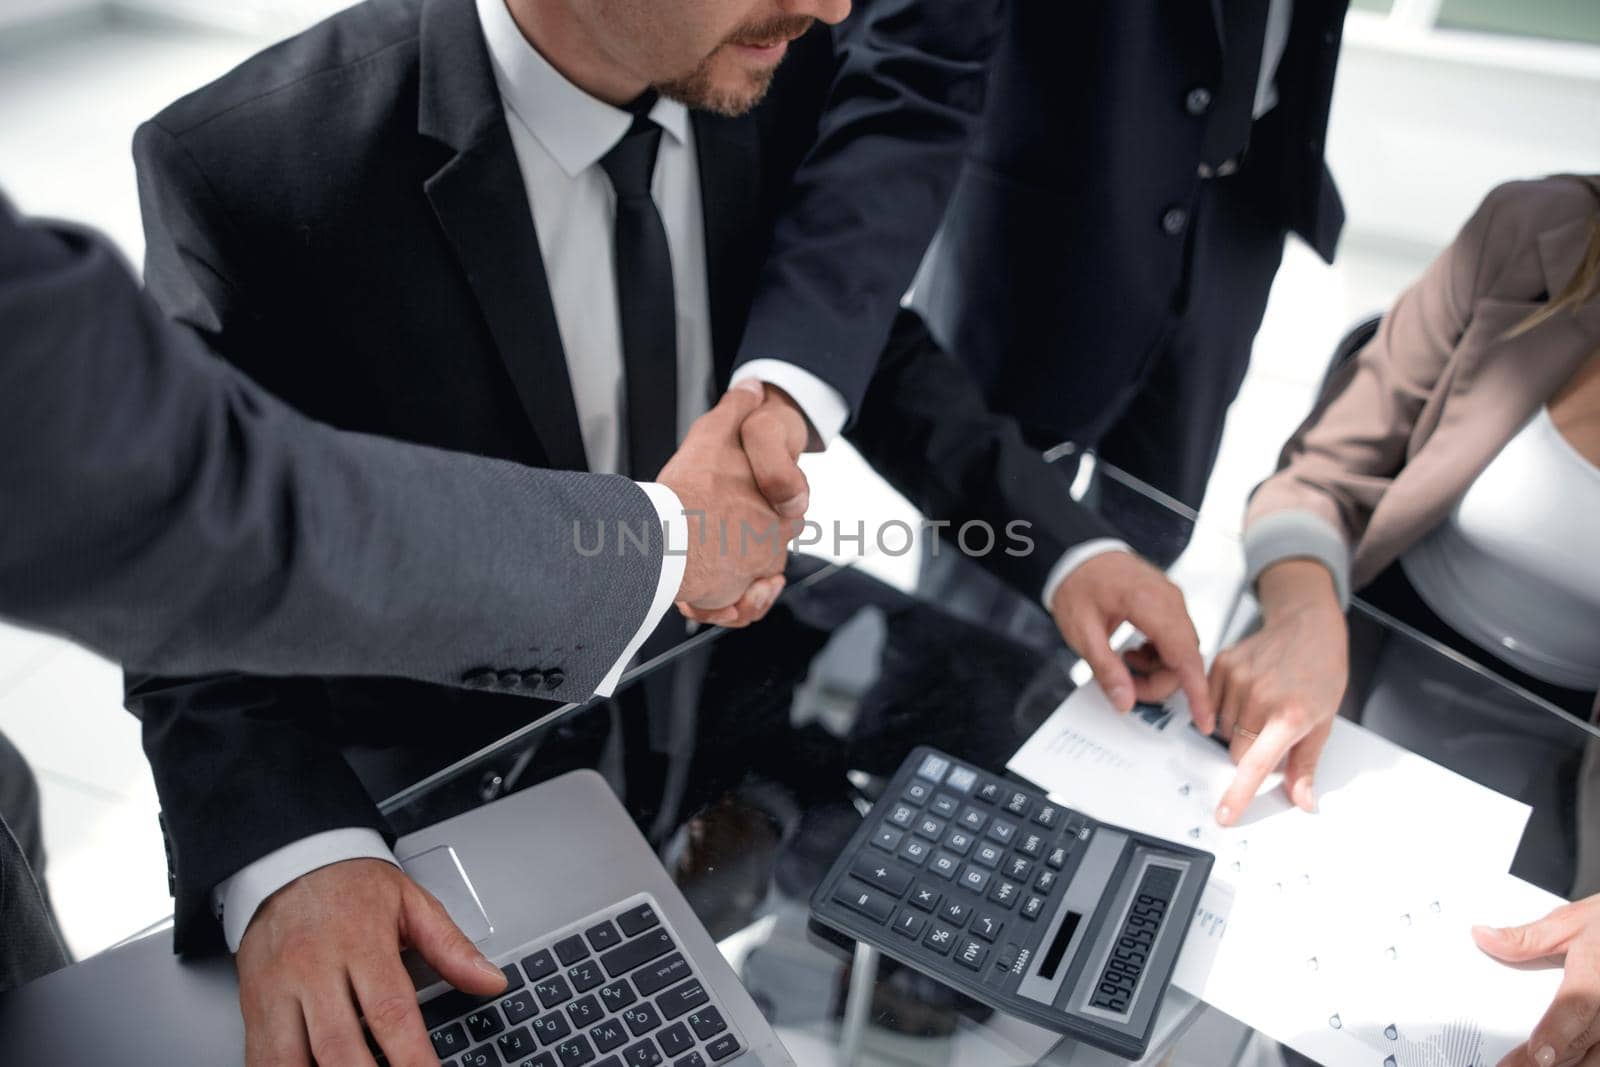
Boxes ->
[1040,539,1135,612]
[592,483,688,697]
[213,828,397,952]
[730,359,848,450]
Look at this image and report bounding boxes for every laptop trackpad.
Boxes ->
[400,845,494,944]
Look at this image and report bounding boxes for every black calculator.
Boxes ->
[810,747,1213,1059]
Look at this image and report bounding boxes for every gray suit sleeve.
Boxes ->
[0,203,661,698]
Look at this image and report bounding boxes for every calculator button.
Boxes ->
[834,878,896,923]
[1034,804,1061,829]
[998,943,1021,972]
[909,884,942,911]
[958,866,992,894]
[871,825,904,852]
[945,766,978,794]
[887,803,917,829]
[957,806,988,833]
[943,829,975,856]
[970,913,1004,942]
[1022,895,1047,920]
[850,854,912,896]
[1047,845,1069,870]
[916,754,951,782]
[973,843,1004,869]
[914,815,946,841]
[1035,870,1058,893]
[989,880,1020,910]
[930,794,960,818]
[939,899,971,925]
[687,1009,727,1041]
[898,837,931,866]
[1018,832,1045,858]
[891,910,927,939]
[975,781,1004,805]
[927,851,960,880]
[986,819,1018,845]
[1003,792,1032,818]
[902,780,933,805]
[657,1023,694,1058]
[1005,856,1034,882]
[923,923,959,955]
[955,939,989,971]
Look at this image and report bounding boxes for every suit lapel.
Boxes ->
[416,0,588,471]
[693,110,762,388]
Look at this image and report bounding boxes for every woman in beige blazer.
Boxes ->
[1214,174,1600,1067]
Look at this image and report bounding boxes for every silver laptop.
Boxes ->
[0,769,793,1067]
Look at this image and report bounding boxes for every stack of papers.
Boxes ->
[1007,685,1565,1067]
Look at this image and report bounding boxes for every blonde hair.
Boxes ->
[1510,209,1600,338]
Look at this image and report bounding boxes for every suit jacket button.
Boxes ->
[519,669,545,690]
[1161,207,1189,236]
[496,670,521,689]
[1185,87,1212,116]
[461,668,495,688]
[543,669,565,691]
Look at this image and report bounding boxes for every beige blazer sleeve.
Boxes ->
[1242,187,1515,606]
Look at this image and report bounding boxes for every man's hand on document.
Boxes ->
[1475,894,1600,1067]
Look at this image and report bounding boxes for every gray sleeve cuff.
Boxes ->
[1242,509,1353,610]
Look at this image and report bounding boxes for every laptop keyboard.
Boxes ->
[411,896,745,1067]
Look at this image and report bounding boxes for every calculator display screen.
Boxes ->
[1088,865,1181,1016]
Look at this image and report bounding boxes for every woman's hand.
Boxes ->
[1207,559,1348,824]
[1476,895,1600,1067]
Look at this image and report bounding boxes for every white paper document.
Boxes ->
[1008,684,1564,1067]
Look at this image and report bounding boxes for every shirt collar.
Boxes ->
[474,0,688,179]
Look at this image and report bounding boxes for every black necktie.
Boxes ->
[600,100,679,481]
[1202,0,1271,171]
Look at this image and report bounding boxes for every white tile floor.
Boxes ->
[0,12,1436,960]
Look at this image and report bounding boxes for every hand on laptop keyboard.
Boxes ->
[234,858,508,1067]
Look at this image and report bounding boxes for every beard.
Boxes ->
[657,14,815,117]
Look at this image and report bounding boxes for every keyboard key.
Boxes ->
[535,975,574,1008]
[957,806,988,833]
[1005,856,1034,882]
[632,953,692,997]
[616,904,660,938]
[970,912,1003,942]
[849,854,912,896]
[657,1023,694,1058]
[958,866,991,895]
[1035,869,1058,893]
[976,781,1003,805]
[923,923,958,955]
[1022,895,1047,920]
[1047,845,1069,870]
[568,960,606,993]
[585,921,623,953]
[499,1027,539,1061]
[501,963,529,994]
[423,986,504,1030]
[887,803,917,829]
[902,780,933,805]
[897,836,931,866]
[915,753,951,782]
[522,949,558,982]
[955,938,989,971]
[466,1007,505,1042]
[686,1008,726,1041]
[942,829,974,856]
[914,814,946,841]
[870,824,904,852]
[908,883,941,912]
[430,1023,469,1059]
[891,909,926,939]
[998,942,1021,972]
[533,1011,572,1045]
[927,851,960,880]
[939,899,970,925]
[673,1055,706,1067]
[556,1034,596,1066]
[503,989,540,1024]
[929,794,960,818]
[555,936,590,967]
[1034,804,1061,829]
[989,880,1020,910]
[986,819,1018,845]
[567,995,603,1029]
[945,766,978,794]
[973,842,1004,869]
[832,878,895,923]
[1003,791,1032,818]
[600,929,675,979]
[622,1003,662,1036]
[705,1035,742,1062]
[591,1019,629,1052]
[1018,832,1045,858]
[598,979,638,1013]
[622,1037,662,1066]
[460,1048,496,1067]
[517,1054,559,1067]
[657,978,710,1020]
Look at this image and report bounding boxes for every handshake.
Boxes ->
[655,378,812,629]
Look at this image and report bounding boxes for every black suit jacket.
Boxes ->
[130,0,1107,952]
[919,0,1349,442]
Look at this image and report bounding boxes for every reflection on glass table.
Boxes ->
[379,460,1597,1067]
